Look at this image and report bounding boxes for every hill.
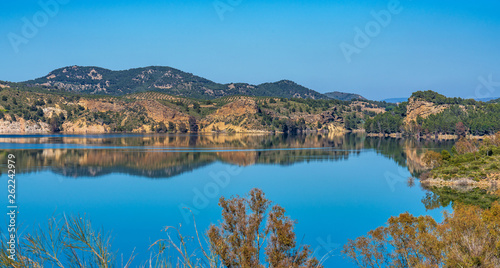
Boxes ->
[324,91,366,101]
[23,66,327,100]
[364,90,500,137]
[0,81,376,134]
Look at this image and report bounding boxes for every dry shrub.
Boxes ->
[454,137,480,155]
[422,151,443,169]
[343,202,500,268]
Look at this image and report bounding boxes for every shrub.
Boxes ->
[441,150,451,161]
[422,151,443,168]
[207,189,322,268]
[343,202,500,268]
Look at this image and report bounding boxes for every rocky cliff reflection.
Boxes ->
[0,134,454,179]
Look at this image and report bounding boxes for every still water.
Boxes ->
[0,134,459,267]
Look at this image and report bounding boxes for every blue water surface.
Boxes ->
[1,135,449,267]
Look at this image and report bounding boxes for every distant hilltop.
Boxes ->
[324,91,366,101]
[20,65,370,101]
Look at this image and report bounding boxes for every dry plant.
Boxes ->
[1,189,324,268]
[0,215,133,268]
[343,202,500,268]
[147,188,323,268]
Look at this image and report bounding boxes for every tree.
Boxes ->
[178,122,188,133]
[343,202,500,268]
[49,115,62,132]
[156,122,167,133]
[192,102,201,113]
[207,189,322,268]
[422,151,443,168]
[188,116,198,133]
[453,138,479,155]
[456,122,467,137]
[441,150,451,161]
[165,121,175,132]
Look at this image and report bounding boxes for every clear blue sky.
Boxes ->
[1,0,500,100]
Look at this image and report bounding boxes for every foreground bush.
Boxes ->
[343,202,500,267]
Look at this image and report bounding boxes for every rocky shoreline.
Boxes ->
[420,176,499,191]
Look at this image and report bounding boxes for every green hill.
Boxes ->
[24,66,328,100]
[324,91,366,101]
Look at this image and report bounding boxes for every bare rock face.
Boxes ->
[213,99,259,118]
[79,99,125,113]
[326,123,347,135]
[202,98,262,132]
[319,110,342,124]
[404,97,449,127]
[0,118,50,134]
[138,100,190,124]
[62,119,109,134]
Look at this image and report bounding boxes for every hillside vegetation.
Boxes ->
[2,77,499,137]
[365,90,500,136]
[324,91,366,101]
[0,82,379,134]
[420,132,500,187]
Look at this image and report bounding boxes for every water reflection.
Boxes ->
[0,134,454,179]
[0,133,461,267]
[422,186,500,210]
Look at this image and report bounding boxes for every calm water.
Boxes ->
[1,134,458,267]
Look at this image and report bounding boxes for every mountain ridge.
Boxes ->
[324,91,366,101]
[23,65,329,100]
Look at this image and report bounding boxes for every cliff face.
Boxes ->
[137,100,190,124]
[0,117,50,134]
[201,98,263,133]
[404,97,449,127]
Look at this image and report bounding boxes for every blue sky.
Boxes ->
[1,0,500,100]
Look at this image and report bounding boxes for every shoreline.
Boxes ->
[367,133,493,140]
[420,177,499,190]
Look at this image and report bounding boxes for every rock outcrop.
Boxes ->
[404,97,449,127]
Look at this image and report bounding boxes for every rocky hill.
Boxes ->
[365,90,500,137]
[24,66,328,100]
[0,82,380,134]
[403,97,451,128]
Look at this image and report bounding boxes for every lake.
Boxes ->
[1,133,458,267]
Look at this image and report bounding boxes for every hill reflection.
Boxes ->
[0,134,453,179]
